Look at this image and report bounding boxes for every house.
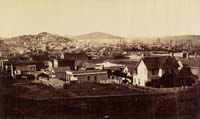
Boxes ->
[13,62,37,80]
[3,60,38,78]
[65,70,107,83]
[15,64,36,75]
[133,55,179,86]
[2,59,53,80]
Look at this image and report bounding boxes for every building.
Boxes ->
[3,60,38,78]
[133,55,179,86]
[57,59,77,70]
[95,62,131,82]
[65,70,107,83]
[64,52,89,60]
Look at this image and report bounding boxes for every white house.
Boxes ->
[133,55,180,86]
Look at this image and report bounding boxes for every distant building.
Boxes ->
[3,60,38,78]
[30,53,49,61]
[64,52,89,60]
[54,66,71,81]
[95,62,131,83]
[133,56,179,86]
[57,59,77,70]
[95,62,126,70]
[2,60,53,80]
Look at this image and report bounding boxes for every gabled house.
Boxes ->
[133,55,179,86]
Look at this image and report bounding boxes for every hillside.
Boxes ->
[71,32,124,40]
[159,35,200,45]
[162,35,200,40]
[3,32,71,45]
[1,32,73,53]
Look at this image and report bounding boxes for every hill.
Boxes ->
[1,32,73,53]
[3,32,71,45]
[71,32,124,40]
[159,35,200,45]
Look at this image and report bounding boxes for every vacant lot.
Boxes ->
[14,82,142,98]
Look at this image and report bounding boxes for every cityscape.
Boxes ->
[1,0,200,119]
[0,31,200,119]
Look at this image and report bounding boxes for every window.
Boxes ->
[152,69,155,75]
[94,76,97,81]
[87,76,90,81]
[112,76,115,79]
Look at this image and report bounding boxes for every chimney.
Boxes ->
[60,53,64,59]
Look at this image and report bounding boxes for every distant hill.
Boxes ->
[160,35,200,41]
[3,32,72,45]
[159,35,200,45]
[1,32,73,53]
[71,32,124,40]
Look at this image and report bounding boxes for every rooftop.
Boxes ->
[54,67,71,72]
[137,56,179,70]
[68,69,107,74]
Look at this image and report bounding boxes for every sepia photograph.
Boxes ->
[0,0,200,119]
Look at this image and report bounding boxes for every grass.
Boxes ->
[14,82,141,98]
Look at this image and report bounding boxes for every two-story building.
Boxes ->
[133,55,179,86]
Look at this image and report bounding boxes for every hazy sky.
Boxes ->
[0,0,200,37]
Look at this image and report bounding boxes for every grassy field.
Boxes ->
[14,82,142,98]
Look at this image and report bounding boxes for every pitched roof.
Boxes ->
[95,62,126,70]
[137,56,179,70]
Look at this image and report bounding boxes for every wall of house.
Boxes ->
[191,67,200,80]
[136,60,148,86]
[76,74,108,83]
[147,69,159,80]
[57,60,75,70]
[55,72,66,81]
[15,65,36,72]
[52,59,58,68]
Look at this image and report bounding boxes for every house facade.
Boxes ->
[133,56,180,86]
[65,70,108,83]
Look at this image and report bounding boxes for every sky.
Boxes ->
[0,0,200,37]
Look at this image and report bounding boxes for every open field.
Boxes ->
[14,82,142,98]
